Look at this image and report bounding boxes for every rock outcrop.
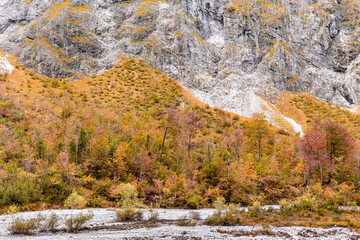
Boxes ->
[1,0,360,121]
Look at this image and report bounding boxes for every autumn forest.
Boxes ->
[1,57,360,214]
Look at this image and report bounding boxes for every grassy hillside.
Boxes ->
[277,92,360,136]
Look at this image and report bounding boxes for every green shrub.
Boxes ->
[38,174,73,204]
[260,224,274,236]
[277,129,289,135]
[94,180,112,198]
[0,177,42,206]
[65,211,94,232]
[86,195,103,208]
[248,201,262,217]
[324,203,340,213]
[205,198,240,226]
[280,199,292,216]
[294,194,317,211]
[5,204,20,215]
[205,206,240,226]
[185,193,202,209]
[177,215,195,226]
[64,191,86,209]
[42,212,61,232]
[9,216,41,235]
[60,106,73,119]
[213,197,227,211]
[148,210,159,222]
[116,208,143,222]
[117,183,141,208]
[190,210,201,220]
[0,174,72,207]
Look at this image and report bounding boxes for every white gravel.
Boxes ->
[282,114,304,137]
[0,208,359,239]
[0,54,13,74]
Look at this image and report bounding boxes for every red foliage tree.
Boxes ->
[301,131,329,186]
[323,119,356,182]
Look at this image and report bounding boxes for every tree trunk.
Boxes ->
[357,155,360,192]
[341,157,345,183]
[187,133,192,158]
[318,156,323,185]
[159,127,167,162]
[258,135,262,163]
[326,172,332,184]
[234,144,240,164]
[227,143,231,179]
[327,146,333,184]
[304,160,310,187]
[176,119,180,168]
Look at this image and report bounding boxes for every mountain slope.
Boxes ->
[1,0,360,124]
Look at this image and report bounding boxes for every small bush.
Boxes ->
[94,179,112,198]
[190,210,201,220]
[325,203,340,213]
[260,224,274,236]
[0,73,8,82]
[64,191,87,209]
[116,208,143,222]
[177,215,196,226]
[213,197,227,211]
[248,201,262,217]
[277,129,289,135]
[0,177,42,206]
[185,193,203,209]
[148,211,159,222]
[116,183,141,208]
[280,199,292,216]
[205,207,240,226]
[42,212,61,232]
[5,205,20,215]
[206,198,240,226]
[60,106,73,119]
[86,195,103,208]
[65,211,94,232]
[9,216,41,235]
[294,194,317,212]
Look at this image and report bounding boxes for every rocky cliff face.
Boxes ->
[1,0,360,122]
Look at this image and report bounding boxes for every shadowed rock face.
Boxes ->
[1,0,360,117]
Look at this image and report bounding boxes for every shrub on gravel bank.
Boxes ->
[116,183,141,208]
[248,201,262,217]
[9,211,93,235]
[9,213,62,234]
[42,212,61,232]
[148,210,159,222]
[9,215,42,235]
[116,208,143,222]
[65,211,94,232]
[205,198,241,226]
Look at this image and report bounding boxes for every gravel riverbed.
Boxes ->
[0,208,359,239]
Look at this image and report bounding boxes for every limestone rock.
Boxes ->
[1,0,360,121]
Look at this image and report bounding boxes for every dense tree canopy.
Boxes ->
[0,59,359,210]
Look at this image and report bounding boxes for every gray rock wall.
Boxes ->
[1,0,360,117]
